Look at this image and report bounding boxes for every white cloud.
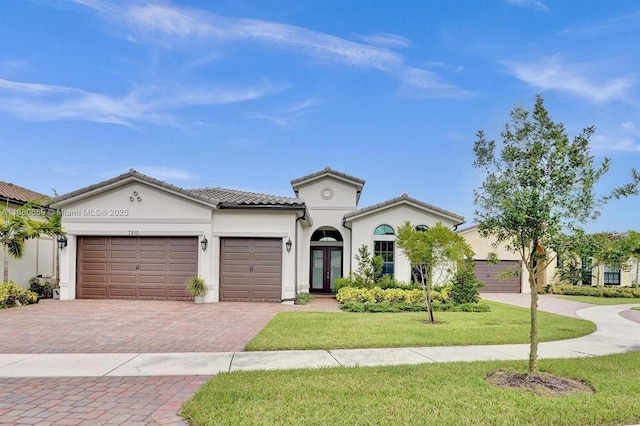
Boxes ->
[504,55,634,103]
[68,0,466,97]
[504,0,549,12]
[592,122,640,152]
[245,113,288,127]
[356,33,412,49]
[0,77,283,126]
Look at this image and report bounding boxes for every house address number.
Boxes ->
[128,230,140,236]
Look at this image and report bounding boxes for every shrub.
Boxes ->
[29,276,53,299]
[0,282,39,308]
[338,301,491,313]
[449,260,482,304]
[548,284,640,298]
[294,293,313,305]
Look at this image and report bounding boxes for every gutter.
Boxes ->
[217,203,306,210]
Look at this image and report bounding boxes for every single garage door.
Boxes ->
[77,236,198,300]
[475,260,522,293]
[220,238,282,302]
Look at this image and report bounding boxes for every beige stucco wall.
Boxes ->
[350,203,459,284]
[1,200,56,287]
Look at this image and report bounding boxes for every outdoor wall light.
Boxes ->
[285,238,292,253]
[57,236,68,250]
[201,237,208,252]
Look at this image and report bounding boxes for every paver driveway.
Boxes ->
[0,299,304,354]
[0,297,339,425]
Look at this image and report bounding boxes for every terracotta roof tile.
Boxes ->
[343,192,465,224]
[290,166,365,187]
[0,181,47,204]
[190,187,304,206]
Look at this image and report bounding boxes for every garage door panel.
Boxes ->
[77,236,197,300]
[110,238,138,246]
[108,287,137,298]
[79,286,108,298]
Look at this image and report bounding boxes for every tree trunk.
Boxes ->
[529,270,539,374]
[635,261,639,289]
[3,246,8,282]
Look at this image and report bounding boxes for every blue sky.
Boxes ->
[1,0,638,232]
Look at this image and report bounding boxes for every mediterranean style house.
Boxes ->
[0,181,56,286]
[52,167,465,302]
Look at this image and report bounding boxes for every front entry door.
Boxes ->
[310,247,342,292]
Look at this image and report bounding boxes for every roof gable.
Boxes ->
[290,166,365,203]
[53,169,220,208]
[343,192,465,225]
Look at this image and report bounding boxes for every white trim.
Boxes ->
[62,218,211,224]
[68,231,205,236]
[213,231,289,238]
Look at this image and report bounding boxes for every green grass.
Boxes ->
[181,351,640,426]
[246,301,595,351]
[559,295,640,305]
[633,306,640,311]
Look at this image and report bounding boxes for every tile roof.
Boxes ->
[0,181,48,204]
[343,192,465,224]
[53,169,221,206]
[290,166,365,187]
[190,187,304,206]
[53,169,304,208]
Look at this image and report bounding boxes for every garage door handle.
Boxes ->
[136,265,140,270]
[250,266,253,272]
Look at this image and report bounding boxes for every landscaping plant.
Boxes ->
[473,95,639,375]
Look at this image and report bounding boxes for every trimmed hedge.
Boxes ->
[548,284,640,298]
[336,286,452,305]
[0,282,38,308]
[340,301,491,313]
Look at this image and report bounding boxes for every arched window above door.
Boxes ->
[311,229,343,242]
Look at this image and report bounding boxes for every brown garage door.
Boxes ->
[220,238,282,302]
[77,236,198,300]
[475,260,521,293]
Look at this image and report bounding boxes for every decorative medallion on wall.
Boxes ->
[129,190,142,202]
[320,186,334,200]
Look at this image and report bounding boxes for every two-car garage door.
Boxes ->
[77,236,197,300]
[474,260,522,293]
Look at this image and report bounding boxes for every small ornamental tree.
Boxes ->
[353,244,383,288]
[473,95,638,374]
[556,231,610,286]
[396,221,473,323]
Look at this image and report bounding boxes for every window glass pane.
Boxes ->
[374,224,394,235]
[415,225,429,232]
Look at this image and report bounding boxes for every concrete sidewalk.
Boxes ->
[1,302,638,378]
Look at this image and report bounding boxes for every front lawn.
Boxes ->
[181,351,640,426]
[633,306,640,311]
[559,295,640,305]
[246,301,595,351]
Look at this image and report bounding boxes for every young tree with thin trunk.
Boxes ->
[396,221,473,323]
[472,95,636,374]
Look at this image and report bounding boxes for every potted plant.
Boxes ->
[185,276,207,303]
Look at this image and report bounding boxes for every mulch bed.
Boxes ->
[485,370,595,397]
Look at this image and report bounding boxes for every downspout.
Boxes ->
[342,217,353,274]
[292,209,307,298]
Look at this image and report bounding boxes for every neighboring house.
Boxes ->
[458,225,531,293]
[0,181,56,287]
[52,167,465,302]
[459,225,635,293]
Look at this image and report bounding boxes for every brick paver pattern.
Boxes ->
[0,296,341,425]
[0,297,339,354]
[0,376,208,425]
